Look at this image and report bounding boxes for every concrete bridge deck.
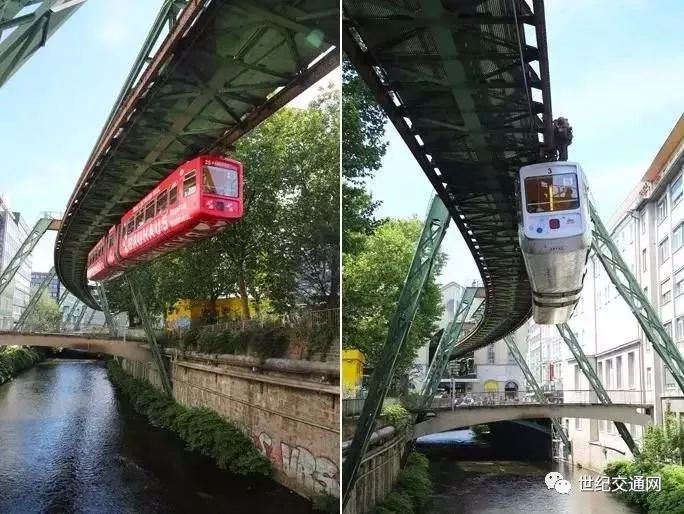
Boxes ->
[414,403,653,439]
[0,331,151,361]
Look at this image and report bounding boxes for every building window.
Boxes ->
[616,355,623,389]
[664,321,672,338]
[675,223,684,252]
[676,269,684,297]
[661,278,672,305]
[446,299,454,317]
[657,196,668,223]
[646,367,653,389]
[487,345,495,364]
[628,352,635,388]
[574,364,581,390]
[642,248,647,272]
[659,237,670,264]
[677,317,684,341]
[575,416,581,430]
[640,213,646,234]
[606,359,613,389]
[672,175,683,206]
[596,362,602,391]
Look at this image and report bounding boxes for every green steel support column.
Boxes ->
[420,288,477,408]
[0,217,53,298]
[14,267,56,331]
[557,322,639,455]
[96,282,116,337]
[590,201,684,393]
[63,298,81,326]
[0,0,87,87]
[125,273,172,396]
[342,195,450,506]
[73,302,88,331]
[57,289,69,307]
[85,308,97,327]
[503,334,572,453]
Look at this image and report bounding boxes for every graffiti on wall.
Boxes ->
[252,431,339,496]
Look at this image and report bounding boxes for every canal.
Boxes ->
[0,359,312,513]
[418,428,638,514]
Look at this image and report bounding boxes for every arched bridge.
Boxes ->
[414,404,653,439]
[0,332,152,362]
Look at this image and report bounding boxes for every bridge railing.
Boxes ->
[426,389,649,410]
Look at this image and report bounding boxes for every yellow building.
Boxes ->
[342,349,365,392]
[165,297,252,328]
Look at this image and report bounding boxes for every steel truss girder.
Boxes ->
[125,272,172,396]
[56,0,339,309]
[503,334,571,452]
[0,0,86,87]
[420,287,477,407]
[590,201,684,394]
[14,266,55,331]
[96,282,116,337]
[0,216,52,298]
[344,0,547,358]
[63,297,80,325]
[342,195,450,506]
[557,322,639,455]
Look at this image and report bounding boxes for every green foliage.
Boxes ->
[175,325,290,360]
[312,493,339,513]
[0,347,41,385]
[647,465,684,514]
[342,59,387,254]
[603,418,684,512]
[24,291,62,331]
[375,452,433,513]
[343,219,445,375]
[381,403,410,431]
[107,360,270,476]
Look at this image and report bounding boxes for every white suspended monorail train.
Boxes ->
[517,162,592,324]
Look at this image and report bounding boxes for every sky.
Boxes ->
[0,0,338,273]
[367,0,684,287]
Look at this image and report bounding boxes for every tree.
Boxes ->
[103,264,162,327]
[343,218,444,376]
[342,59,387,254]
[215,86,340,316]
[24,290,62,331]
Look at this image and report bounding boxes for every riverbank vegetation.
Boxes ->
[604,416,684,513]
[106,359,270,476]
[375,452,433,513]
[0,347,42,385]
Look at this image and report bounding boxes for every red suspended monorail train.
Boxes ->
[86,155,243,282]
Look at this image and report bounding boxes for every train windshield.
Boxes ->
[202,165,238,197]
[525,173,580,213]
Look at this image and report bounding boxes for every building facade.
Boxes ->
[0,208,32,329]
[30,272,61,300]
[526,115,684,472]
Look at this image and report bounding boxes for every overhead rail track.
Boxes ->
[0,0,87,87]
[55,0,339,308]
[344,0,554,355]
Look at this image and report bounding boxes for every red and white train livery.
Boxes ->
[87,155,243,282]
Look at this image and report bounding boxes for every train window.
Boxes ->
[107,234,114,248]
[126,220,133,236]
[203,165,238,197]
[145,201,155,222]
[183,171,197,197]
[157,189,168,211]
[524,173,579,213]
[169,185,178,206]
[135,211,143,229]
